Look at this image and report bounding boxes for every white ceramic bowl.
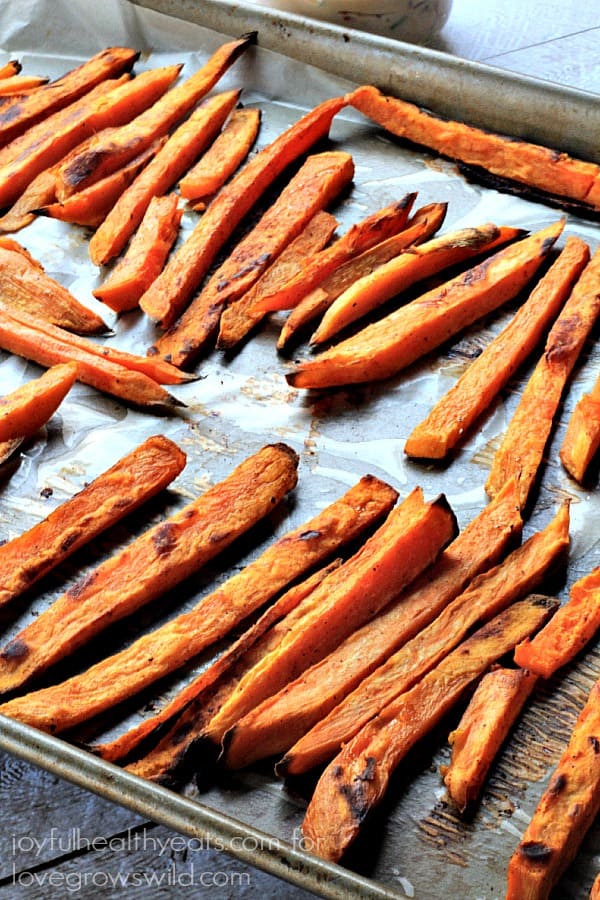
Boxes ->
[248,0,452,42]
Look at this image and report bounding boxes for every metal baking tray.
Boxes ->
[0,1,599,897]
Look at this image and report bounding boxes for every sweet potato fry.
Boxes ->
[560,370,600,483]
[179,107,261,201]
[0,242,108,334]
[55,35,254,200]
[0,47,139,148]
[0,439,22,466]
[486,245,600,509]
[251,194,417,315]
[0,363,77,443]
[405,236,591,459]
[0,161,70,234]
[0,75,49,95]
[89,90,240,266]
[0,61,21,80]
[301,594,559,863]
[287,221,563,389]
[514,565,600,678]
[217,211,339,349]
[277,201,447,350]
[591,873,600,900]
[218,489,460,768]
[138,95,348,335]
[349,85,600,209]
[281,500,568,775]
[263,479,521,776]
[150,150,355,358]
[0,435,186,610]
[0,304,183,410]
[93,194,183,312]
[506,677,600,900]
[39,140,164,229]
[441,666,538,812]
[0,443,298,696]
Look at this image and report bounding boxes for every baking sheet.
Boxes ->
[0,1,599,898]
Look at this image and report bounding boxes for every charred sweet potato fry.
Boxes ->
[309,222,520,345]
[514,565,600,678]
[180,107,261,201]
[506,677,600,899]
[301,594,558,863]
[217,211,339,349]
[251,194,417,315]
[281,501,569,775]
[277,201,447,350]
[93,193,183,312]
[89,90,240,266]
[0,363,77,443]
[218,489,460,768]
[486,245,600,509]
[40,141,163,229]
[150,150,355,359]
[7,475,398,738]
[0,46,139,148]
[0,61,21,80]
[560,371,600,483]
[137,95,348,334]
[0,435,186,610]
[55,36,254,200]
[0,443,298,696]
[405,236,590,459]
[287,221,563,389]
[0,439,22,466]
[0,242,108,334]
[442,666,538,812]
[349,85,600,210]
[0,66,180,209]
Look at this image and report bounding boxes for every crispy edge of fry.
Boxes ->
[506,678,600,900]
[0,439,22,465]
[514,565,600,678]
[486,244,600,509]
[0,362,78,443]
[0,434,186,610]
[441,666,538,812]
[286,220,563,390]
[179,106,261,200]
[0,61,22,80]
[301,594,559,863]
[0,443,299,696]
[280,499,569,776]
[404,235,591,459]
[0,75,50,95]
[559,371,600,483]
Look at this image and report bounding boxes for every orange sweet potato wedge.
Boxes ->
[287,220,563,390]
[441,666,538,812]
[180,106,261,201]
[89,89,240,266]
[0,47,139,148]
[301,594,558,863]
[150,150,354,360]
[0,61,21,80]
[137,95,348,334]
[39,140,164,229]
[506,677,600,900]
[0,75,49,95]
[281,500,569,775]
[93,193,183,312]
[405,236,591,459]
[486,244,600,509]
[560,371,600,483]
[277,201,447,350]
[218,489,459,769]
[0,443,298,696]
[0,66,180,208]
[0,241,108,335]
[0,362,78,443]
[309,223,530,346]
[349,84,600,210]
[251,194,417,314]
[55,35,254,200]
[0,435,186,610]
[217,210,339,350]
[514,565,600,678]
